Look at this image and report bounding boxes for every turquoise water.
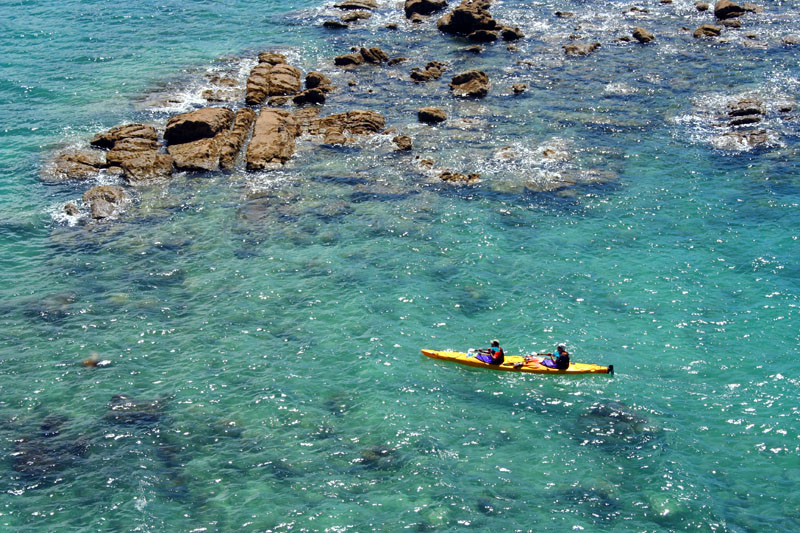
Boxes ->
[2,0,799,530]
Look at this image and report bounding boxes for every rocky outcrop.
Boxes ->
[167,138,222,171]
[563,42,601,56]
[342,10,372,22]
[335,47,389,67]
[633,27,655,43]
[245,55,303,106]
[335,0,378,9]
[410,61,446,82]
[311,110,386,136]
[727,97,764,127]
[245,109,299,169]
[219,108,257,169]
[164,107,235,145]
[693,24,722,38]
[51,150,108,180]
[418,107,447,124]
[405,0,448,18]
[121,152,174,184]
[438,0,497,36]
[449,70,489,98]
[714,0,745,19]
[90,124,158,150]
[82,185,127,219]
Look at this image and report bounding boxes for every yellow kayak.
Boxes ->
[421,349,613,375]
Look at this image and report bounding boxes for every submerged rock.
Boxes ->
[105,394,168,425]
[563,42,601,56]
[449,70,489,98]
[82,185,127,219]
[440,171,480,184]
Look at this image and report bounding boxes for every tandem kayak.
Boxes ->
[421,349,613,375]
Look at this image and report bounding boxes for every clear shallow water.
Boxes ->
[1,0,799,531]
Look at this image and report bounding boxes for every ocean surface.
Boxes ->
[1,0,799,530]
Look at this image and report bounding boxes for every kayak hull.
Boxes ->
[421,349,613,375]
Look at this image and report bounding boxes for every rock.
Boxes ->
[293,88,327,106]
[82,185,127,219]
[245,62,303,105]
[306,71,333,91]
[168,138,221,171]
[467,29,498,42]
[501,26,524,41]
[721,19,742,28]
[784,35,800,45]
[405,0,448,18]
[563,42,601,56]
[312,110,386,136]
[51,150,108,180]
[511,83,527,94]
[334,0,378,9]
[633,27,655,43]
[438,0,499,36]
[268,96,292,106]
[393,135,413,150]
[418,107,447,124]
[105,394,167,425]
[728,98,764,117]
[410,60,446,82]
[440,171,480,184]
[90,124,158,150]
[64,203,80,216]
[105,137,161,166]
[258,52,287,65]
[386,23,399,30]
[323,130,348,145]
[121,152,174,184]
[360,47,389,64]
[696,1,710,10]
[219,107,257,169]
[693,24,722,38]
[720,128,769,148]
[335,53,364,67]
[464,45,483,53]
[164,107,235,145]
[387,57,409,66]
[729,115,762,126]
[449,70,490,98]
[324,20,349,29]
[714,0,745,19]
[342,10,372,22]
[555,11,574,18]
[245,109,299,169]
[410,13,426,23]
[742,2,762,13]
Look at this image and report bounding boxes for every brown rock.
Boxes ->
[219,108,257,169]
[387,57,409,66]
[449,70,489,98]
[696,1,709,10]
[418,107,447,124]
[121,152,173,184]
[342,10,372,22]
[51,150,108,180]
[257,52,287,65]
[293,88,327,106]
[168,138,221,171]
[306,71,332,90]
[563,42,601,56]
[501,26,524,41]
[405,0,448,18]
[106,137,161,166]
[360,47,389,64]
[335,0,378,9]
[714,0,745,19]
[742,2,763,13]
[82,185,127,219]
[633,27,655,43]
[245,62,303,105]
[440,171,480,184]
[467,29,498,42]
[164,107,235,145]
[245,109,299,169]
[464,45,483,53]
[555,11,574,18]
[511,83,527,94]
[410,61,446,82]
[393,135,413,150]
[324,20,349,29]
[721,129,769,147]
[693,24,722,38]
[438,0,499,36]
[311,110,386,136]
[729,115,762,127]
[784,35,800,45]
[322,130,349,145]
[721,19,742,28]
[728,99,764,120]
[90,124,158,150]
[64,203,80,216]
[335,53,364,67]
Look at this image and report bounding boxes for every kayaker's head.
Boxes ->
[491,339,500,347]
[557,344,566,353]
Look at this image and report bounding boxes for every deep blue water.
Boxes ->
[1,1,799,531]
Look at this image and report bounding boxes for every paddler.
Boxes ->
[476,339,505,365]
[539,344,570,370]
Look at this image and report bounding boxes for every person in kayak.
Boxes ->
[476,339,505,365]
[540,344,570,370]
